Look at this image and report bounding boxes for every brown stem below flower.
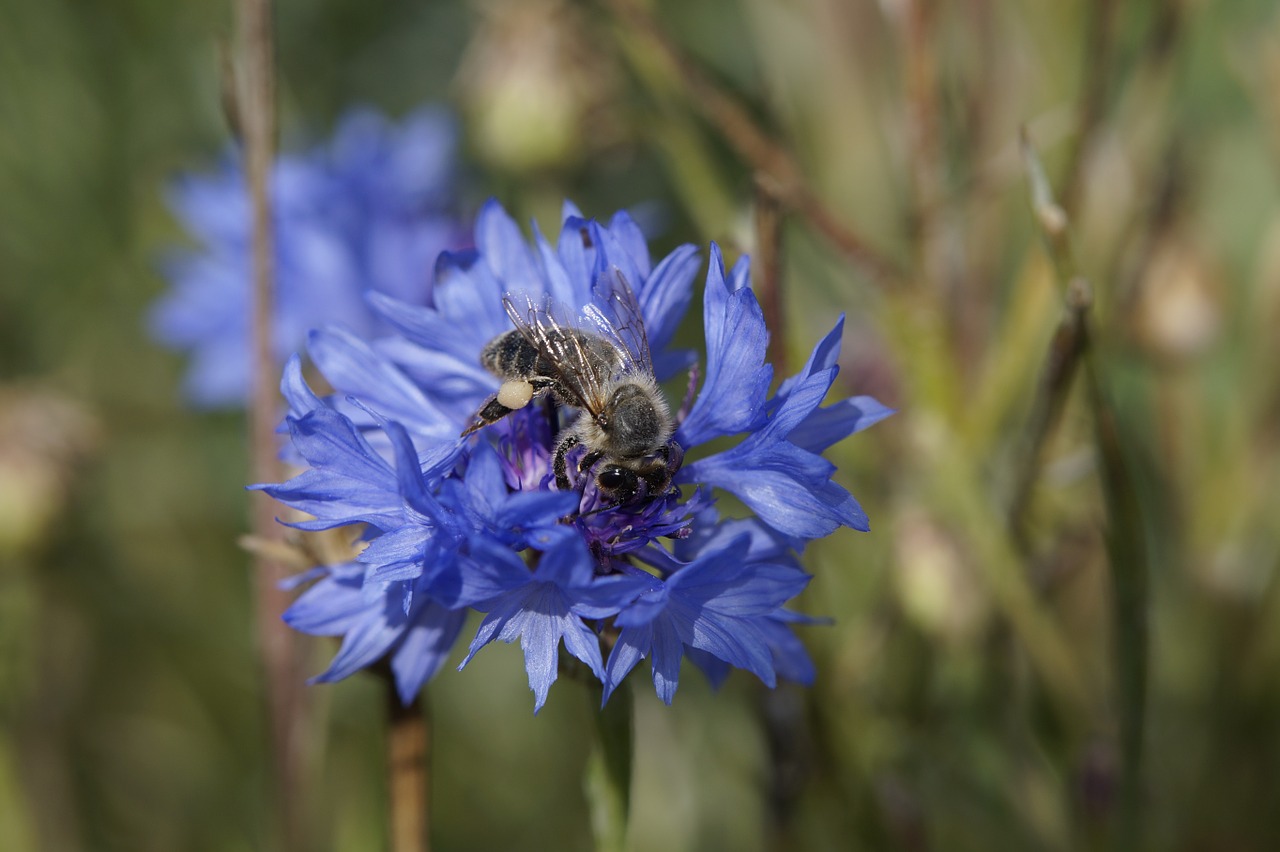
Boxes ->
[387,683,431,852]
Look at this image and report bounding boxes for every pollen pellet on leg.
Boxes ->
[497,379,535,410]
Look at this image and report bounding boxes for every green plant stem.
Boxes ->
[1013,131,1096,553]
[882,294,1091,722]
[1008,274,1093,552]
[584,680,633,852]
[1023,129,1147,849]
[1086,359,1148,851]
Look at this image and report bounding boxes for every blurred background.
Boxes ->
[4,0,1280,849]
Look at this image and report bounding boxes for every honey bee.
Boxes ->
[461,269,678,504]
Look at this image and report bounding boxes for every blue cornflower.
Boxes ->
[150,105,464,407]
[259,200,891,711]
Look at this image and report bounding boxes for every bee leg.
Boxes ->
[635,443,680,500]
[461,394,517,437]
[462,378,557,438]
[553,434,579,490]
[578,450,603,473]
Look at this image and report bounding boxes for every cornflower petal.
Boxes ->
[280,354,325,419]
[633,244,700,366]
[282,564,367,635]
[787,395,896,455]
[388,601,468,704]
[675,243,772,446]
[252,408,402,531]
[476,199,540,290]
[308,326,456,439]
[680,364,870,537]
[557,214,593,295]
[150,105,463,408]
[285,563,467,702]
[447,442,577,548]
[533,225,580,308]
[604,536,810,703]
[770,315,895,453]
[459,538,606,712]
[587,221,646,305]
[762,610,822,686]
[315,605,411,684]
[606,209,652,277]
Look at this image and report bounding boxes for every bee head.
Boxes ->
[594,444,680,506]
[596,465,640,503]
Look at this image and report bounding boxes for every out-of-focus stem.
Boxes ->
[1059,0,1118,218]
[387,685,431,852]
[1086,360,1147,852]
[607,0,901,285]
[1008,274,1092,553]
[901,0,945,292]
[235,0,307,848]
[1007,132,1095,548]
[1022,129,1147,849]
[585,681,633,852]
[753,177,787,376]
[759,686,812,852]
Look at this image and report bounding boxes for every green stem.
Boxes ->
[584,680,633,852]
[1023,127,1147,849]
[1086,362,1148,851]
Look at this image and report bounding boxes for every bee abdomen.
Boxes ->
[481,330,543,379]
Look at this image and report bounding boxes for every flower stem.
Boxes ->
[233,0,309,848]
[584,680,633,852]
[387,683,431,852]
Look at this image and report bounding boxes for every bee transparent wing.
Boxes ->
[582,266,656,379]
[501,291,615,416]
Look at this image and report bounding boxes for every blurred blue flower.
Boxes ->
[150,105,465,407]
[258,200,891,711]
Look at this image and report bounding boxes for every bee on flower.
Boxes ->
[257,200,892,712]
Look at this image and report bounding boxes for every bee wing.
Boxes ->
[501,291,615,416]
[582,266,656,379]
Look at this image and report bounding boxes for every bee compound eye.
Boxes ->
[597,466,632,491]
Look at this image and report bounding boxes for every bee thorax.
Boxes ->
[601,383,670,457]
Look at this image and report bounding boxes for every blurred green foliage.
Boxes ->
[4,0,1280,850]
